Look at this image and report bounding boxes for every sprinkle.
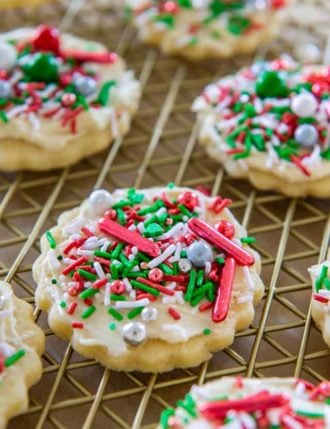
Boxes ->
[4,349,26,367]
[135,276,175,296]
[46,231,57,249]
[109,322,116,330]
[127,306,144,319]
[147,244,176,269]
[71,322,84,329]
[188,218,254,266]
[240,236,256,244]
[212,257,236,323]
[78,269,97,281]
[115,298,150,309]
[185,269,197,302]
[67,302,78,315]
[99,218,160,257]
[168,307,181,320]
[130,280,160,296]
[81,305,96,319]
[108,307,123,321]
[79,288,98,299]
[62,256,88,275]
[203,328,212,335]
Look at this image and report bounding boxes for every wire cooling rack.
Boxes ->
[0,1,330,428]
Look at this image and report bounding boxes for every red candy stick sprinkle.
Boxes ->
[98,218,160,257]
[212,257,236,323]
[61,50,118,64]
[199,392,289,419]
[188,218,254,266]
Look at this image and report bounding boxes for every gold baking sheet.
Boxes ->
[0,0,329,428]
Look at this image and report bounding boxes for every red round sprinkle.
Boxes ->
[104,209,117,220]
[31,25,60,54]
[214,220,235,239]
[61,93,77,107]
[177,191,199,210]
[162,1,178,13]
[148,268,164,282]
[110,280,125,295]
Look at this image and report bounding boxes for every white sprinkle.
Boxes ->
[63,257,75,265]
[162,296,176,304]
[147,244,176,269]
[104,283,111,306]
[204,261,211,276]
[6,105,27,118]
[101,240,111,252]
[128,254,135,261]
[318,289,330,297]
[295,381,306,397]
[76,249,94,256]
[174,291,185,305]
[28,112,40,131]
[94,261,105,279]
[115,298,150,309]
[63,217,86,236]
[167,282,177,290]
[281,415,303,429]
[242,267,255,291]
[238,412,256,429]
[137,222,145,233]
[129,290,136,300]
[123,278,132,292]
[158,223,184,240]
[128,224,137,232]
[48,250,61,269]
[131,246,138,255]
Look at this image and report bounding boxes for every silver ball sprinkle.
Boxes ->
[294,124,319,148]
[141,307,158,322]
[88,189,112,215]
[122,322,146,347]
[0,80,11,99]
[73,75,97,96]
[178,258,192,273]
[186,241,213,268]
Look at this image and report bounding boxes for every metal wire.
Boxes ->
[0,0,329,428]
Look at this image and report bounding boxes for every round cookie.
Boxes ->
[0,26,141,171]
[158,376,330,428]
[0,0,53,8]
[192,56,330,197]
[33,186,264,373]
[124,0,288,61]
[0,281,44,429]
[308,254,330,347]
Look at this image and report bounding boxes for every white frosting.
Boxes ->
[34,187,263,357]
[0,28,141,149]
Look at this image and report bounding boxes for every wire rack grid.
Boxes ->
[0,1,330,428]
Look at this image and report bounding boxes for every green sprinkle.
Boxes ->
[116,208,126,225]
[160,408,175,429]
[59,301,67,308]
[119,253,131,267]
[81,305,96,319]
[46,231,57,249]
[196,270,205,287]
[137,200,163,216]
[0,110,9,123]
[4,349,26,367]
[137,252,151,262]
[79,288,98,299]
[240,236,256,244]
[110,294,126,301]
[51,278,57,284]
[296,410,324,419]
[185,269,197,302]
[154,14,175,28]
[316,265,328,291]
[108,307,123,321]
[112,199,133,209]
[203,328,212,335]
[94,250,112,260]
[127,306,144,319]
[144,214,158,227]
[159,263,175,275]
[124,270,147,279]
[227,16,251,35]
[127,188,144,204]
[109,322,116,330]
[324,278,330,290]
[144,223,163,238]
[131,280,160,296]
[95,80,116,106]
[111,263,119,279]
[77,269,97,281]
[112,243,125,259]
[167,182,175,189]
[215,257,225,265]
[191,292,206,307]
[177,204,195,218]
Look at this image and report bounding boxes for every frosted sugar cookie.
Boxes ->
[125,0,288,60]
[309,255,330,347]
[193,56,330,197]
[0,282,44,429]
[0,0,52,8]
[0,25,141,171]
[158,376,330,428]
[33,186,264,372]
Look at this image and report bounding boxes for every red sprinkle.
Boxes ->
[199,302,213,312]
[111,280,126,295]
[188,218,254,266]
[99,218,160,257]
[67,302,78,315]
[313,293,329,304]
[71,322,84,329]
[209,197,232,214]
[214,220,235,239]
[136,277,175,296]
[212,257,236,323]
[61,50,118,64]
[290,155,311,177]
[168,307,181,320]
[92,278,108,289]
[62,256,88,275]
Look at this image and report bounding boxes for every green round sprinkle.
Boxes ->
[109,322,116,330]
[81,305,96,319]
[203,328,212,335]
[51,278,57,284]
[59,301,67,308]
